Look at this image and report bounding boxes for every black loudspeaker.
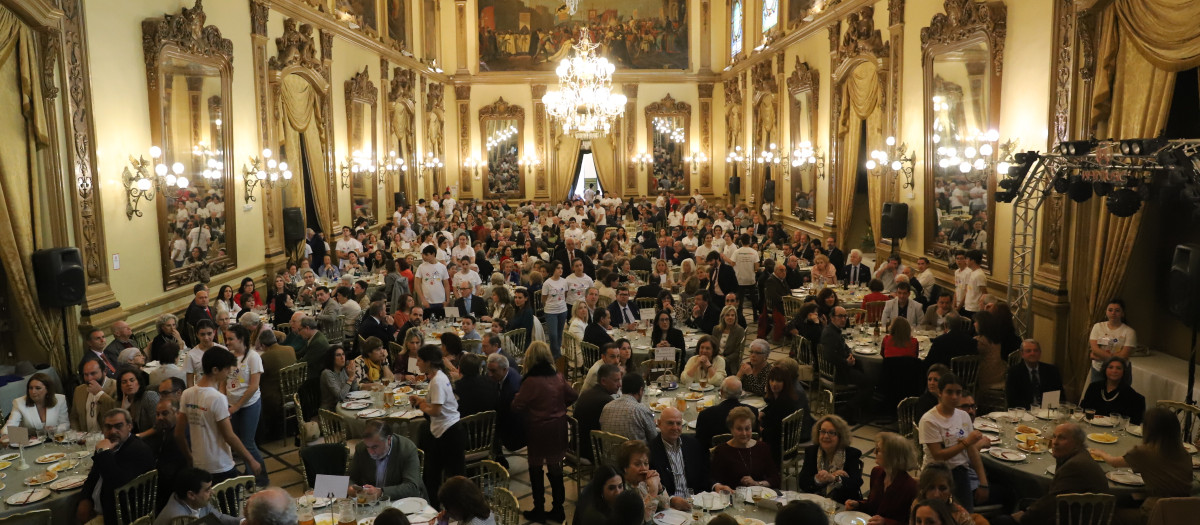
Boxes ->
[394,192,407,208]
[881,202,909,239]
[32,247,85,307]
[762,179,776,203]
[1169,243,1200,324]
[729,176,741,196]
[283,207,305,242]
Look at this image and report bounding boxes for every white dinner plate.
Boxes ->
[1126,425,1143,437]
[691,492,729,511]
[688,383,716,392]
[346,391,372,400]
[852,347,879,355]
[298,495,333,508]
[988,448,1027,462]
[394,497,429,514]
[9,436,43,448]
[0,453,17,462]
[742,397,767,409]
[7,489,49,505]
[974,419,1001,433]
[835,511,873,525]
[340,400,371,410]
[1106,469,1144,486]
[49,475,87,491]
[357,408,386,419]
[1032,408,1057,420]
[1090,416,1116,427]
[388,409,422,419]
[652,509,692,525]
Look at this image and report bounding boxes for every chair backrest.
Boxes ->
[782,296,804,320]
[710,432,759,448]
[114,469,158,525]
[1008,349,1023,368]
[816,348,839,385]
[461,410,497,459]
[562,331,584,373]
[209,475,255,517]
[501,328,527,358]
[166,517,195,525]
[780,408,808,460]
[864,301,887,324]
[0,509,51,525]
[461,338,482,355]
[633,270,650,283]
[810,388,834,420]
[1147,497,1200,525]
[596,294,614,310]
[564,415,583,465]
[388,341,405,365]
[279,361,308,400]
[326,316,346,344]
[844,308,868,326]
[897,396,921,441]
[1156,400,1200,443]
[298,442,350,490]
[635,297,657,311]
[641,359,680,382]
[581,341,601,366]
[590,430,628,469]
[1055,493,1116,525]
[951,355,981,394]
[493,487,521,525]
[465,459,510,503]
[129,517,153,525]
[318,409,347,443]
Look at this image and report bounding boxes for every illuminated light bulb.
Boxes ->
[939,158,951,168]
[165,174,177,186]
[267,159,278,169]
[262,149,272,159]
[986,129,1000,141]
[149,146,162,159]
[177,177,189,188]
[959,162,971,173]
[932,134,941,144]
[886,136,896,146]
[155,164,168,176]
[979,144,993,156]
[965,147,977,159]
[256,170,267,180]
[937,147,946,156]
[865,160,877,170]
[891,160,902,171]
[269,173,278,181]
[997,162,1011,174]
[946,148,957,158]
[172,162,185,175]
[284,170,293,179]
[279,162,288,171]
[973,159,986,171]
[214,119,222,126]
[136,178,152,191]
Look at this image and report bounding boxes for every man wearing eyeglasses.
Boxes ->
[819,306,873,424]
[454,282,487,320]
[77,408,156,525]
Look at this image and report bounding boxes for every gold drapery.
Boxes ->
[555,133,580,200]
[279,74,333,233]
[835,61,883,251]
[0,6,64,371]
[1066,6,1180,396]
[589,136,620,197]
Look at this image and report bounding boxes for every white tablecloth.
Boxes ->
[1130,351,1200,404]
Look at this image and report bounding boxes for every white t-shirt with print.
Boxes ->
[426,369,460,438]
[181,385,235,474]
[733,247,759,285]
[564,274,594,306]
[963,268,987,313]
[1088,322,1137,370]
[542,277,569,314]
[416,261,450,304]
[226,351,264,407]
[184,345,228,383]
[919,408,974,470]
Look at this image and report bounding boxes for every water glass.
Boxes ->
[1012,407,1027,423]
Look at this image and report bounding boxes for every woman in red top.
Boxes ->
[862,278,892,305]
[882,317,920,358]
[233,277,262,309]
[845,432,919,525]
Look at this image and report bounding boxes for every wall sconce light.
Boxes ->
[122,146,188,219]
[685,151,709,174]
[755,143,784,167]
[792,141,826,179]
[518,154,541,178]
[192,142,225,189]
[380,151,406,187]
[934,130,1013,184]
[339,149,376,189]
[631,151,654,175]
[463,155,484,180]
[417,152,444,190]
[242,148,292,203]
[866,136,916,189]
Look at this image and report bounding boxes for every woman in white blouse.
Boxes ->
[568,301,590,343]
[542,261,570,358]
[3,373,69,439]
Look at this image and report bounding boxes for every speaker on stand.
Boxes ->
[32,247,85,375]
[762,177,776,219]
[1169,243,1200,430]
[881,202,909,257]
[729,176,741,204]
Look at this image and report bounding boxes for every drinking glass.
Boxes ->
[297,498,315,525]
[336,500,357,525]
[1012,407,1027,424]
[1084,408,1097,428]
[1030,398,1042,419]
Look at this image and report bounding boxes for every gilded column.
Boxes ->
[698,83,714,194]
[532,85,549,200]
[320,29,339,228]
[250,1,286,266]
[381,58,395,210]
[454,0,469,75]
[887,0,905,203]
[623,84,638,196]
[455,85,472,196]
[699,0,712,74]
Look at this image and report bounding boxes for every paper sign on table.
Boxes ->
[640,308,657,322]
[313,474,349,499]
[408,357,420,374]
[9,427,28,446]
[443,307,460,319]
[1042,390,1061,409]
[654,347,676,362]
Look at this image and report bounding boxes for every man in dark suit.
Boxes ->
[348,420,424,500]
[575,364,621,461]
[453,283,488,320]
[649,407,728,505]
[689,293,721,335]
[825,236,846,273]
[669,241,692,266]
[992,423,1107,525]
[355,301,398,357]
[838,249,872,287]
[297,317,330,389]
[629,244,653,273]
[486,352,525,468]
[584,308,616,348]
[706,252,740,301]
[784,256,806,289]
[695,377,759,449]
[76,408,157,525]
[183,285,215,345]
[554,238,596,279]
[637,223,658,251]
[1005,339,1064,409]
[482,333,518,370]
[922,314,976,369]
[80,328,120,379]
[820,306,873,423]
[608,287,641,329]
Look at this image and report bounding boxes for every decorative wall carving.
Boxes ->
[141,1,233,91]
[889,0,906,26]
[724,76,744,154]
[39,32,58,99]
[249,0,268,36]
[269,19,324,75]
[390,68,415,101]
[838,6,889,63]
[319,29,333,62]
[479,97,525,198]
[532,84,547,195]
[344,67,378,106]
[455,85,470,193]
[389,67,416,200]
[425,80,445,192]
[623,84,638,193]
[786,58,820,102]
[920,0,1006,76]
[699,83,714,191]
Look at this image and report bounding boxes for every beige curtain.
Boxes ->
[835,61,883,251]
[279,74,333,233]
[555,133,580,199]
[590,136,620,195]
[1066,6,1182,396]
[0,7,65,371]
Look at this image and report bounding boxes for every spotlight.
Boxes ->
[1061,139,1098,156]
[1106,187,1142,217]
[1093,181,1113,197]
[1052,169,1071,194]
[1156,145,1191,168]
[1068,176,1093,202]
[1119,138,1165,156]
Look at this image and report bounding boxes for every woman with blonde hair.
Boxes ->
[568,301,590,343]
[512,340,578,522]
[715,305,747,376]
[652,259,676,290]
[798,414,864,501]
[810,254,837,288]
[846,432,919,525]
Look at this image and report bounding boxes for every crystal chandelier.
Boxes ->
[542,30,627,140]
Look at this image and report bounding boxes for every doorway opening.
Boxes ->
[846,120,875,257]
[567,149,605,201]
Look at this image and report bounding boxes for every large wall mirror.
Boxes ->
[921,0,1006,265]
[479,97,524,198]
[787,59,819,222]
[143,1,236,290]
[346,67,379,225]
[646,94,692,194]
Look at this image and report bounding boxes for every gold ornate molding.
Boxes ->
[269,18,324,75]
[390,67,416,102]
[479,97,525,199]
[532,84,547,197]
[478,96,523,120]
[344,66,378,106]
[645,93,692,116]
[751,60,777,94]
[141,0,232,91]
[920,0,1007,76]
[249,0,268,37]
[837,6,890,65]
[889,0,906,26]
[425,81,444,113]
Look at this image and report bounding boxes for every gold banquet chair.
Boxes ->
[1055,493,1116,525]
[209,475,255,517]
[114,469,158,525]
[0,509,50,525]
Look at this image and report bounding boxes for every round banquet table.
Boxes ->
[334,385,428,442]
[651,490,856,525]
[639,385,766,437]
[847,328,935,384]
[0,436,98,522]
[976,412,1200,502]
[791,285,869,308]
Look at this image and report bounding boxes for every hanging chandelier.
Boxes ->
[542,30,627,140]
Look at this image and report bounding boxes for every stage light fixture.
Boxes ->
[1062,139,1098,156]
[1068,176,1093,202]
[1106,187,1142,217]
[1052,168,1071,194]
[1093,181,1113,197]
[1119,138,1165,156]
